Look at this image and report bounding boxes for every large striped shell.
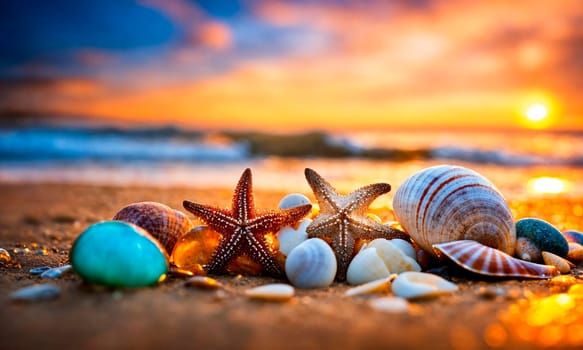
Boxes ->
[113,202,194,254]
[393,165,516,257]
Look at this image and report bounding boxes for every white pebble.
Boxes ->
[245,283,295,301]
[369,297,410,313]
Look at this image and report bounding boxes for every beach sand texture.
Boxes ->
[1,183,582,350]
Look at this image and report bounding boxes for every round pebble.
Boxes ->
[11,284,61,302]
[515,218,569,261]
[70,221,169,288]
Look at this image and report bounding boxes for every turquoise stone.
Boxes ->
[70,221,169,287]
[515,218,569,260]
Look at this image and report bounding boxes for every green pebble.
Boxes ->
[70,221,168,287]
[515,218,569,258]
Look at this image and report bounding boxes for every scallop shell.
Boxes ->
[433,240,559,279]
[114,201,194,254]
[393,165,516,257]
[285,238,337,289]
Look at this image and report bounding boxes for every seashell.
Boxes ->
[278,193,312,209]
[29,266,51,275]
[285,238,337,289]
[393,165,516,257]
[567,242,583,263]
[113,201,194,254]
[369,296,410,313]
[40,265,73,279]
[11,284,61,302]
[70,221,169,287]
[542,251,573,274]
[346,239,420,285]
[277,219,311,256]
[389,239,416,260]
[185,276,223,289]
[562,230,583,245]
[345,275,395,297]
[245,283,295,301]
[515,218,569,262]
[391,271,458,299]
[433,240,559,279]
[0,247,11,263]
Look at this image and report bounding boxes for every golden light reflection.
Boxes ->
[525,103,548,122]
[517,92,557,129]
[527,177,569,195]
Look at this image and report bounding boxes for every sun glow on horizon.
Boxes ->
[526,104,548,122]
[527,177,569,195]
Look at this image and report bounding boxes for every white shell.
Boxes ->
[346,247,390,285]
[391,271,458,299]
[184,276,223,289]
[346,239,421,285]
[11,284,61,301]
[542,251,573,274]
[389,239,416,260]
[393,165,516,257]
[369,297,410,313]
[40,265,73,279]
[244,283,295,301]
[345,275,395,297]
[278,193,312,209]
[285,238,337,289]
[277,219,311,256]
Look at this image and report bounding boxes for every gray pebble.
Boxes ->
[11,284,61,301]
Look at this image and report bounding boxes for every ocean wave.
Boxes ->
[0,125,581,167]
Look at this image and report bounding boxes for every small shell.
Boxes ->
[0,248,11,263]
[542,251,573,274]
[369,297,410,313]
[245,283,294,301]
[563,230,583,245]
[11,284,61,302]
[345,275,395,297]
[434,240,559,279]
[113,201,194,254]
[515,218,569,262]
[277,219,311,256]
[391,271,458,299]
[346,239,420,285]
[285,238,336,289]
[40,265,73,279]
[29,266,51,275]
[393,165,515,257]
[185,276,223,289]
[389,239,416,260]
[567,242,583,262]
[346,248,390,285]
[278,193,311,209]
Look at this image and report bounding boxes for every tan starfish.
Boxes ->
[304,168,408,280]
[183,168,311,277]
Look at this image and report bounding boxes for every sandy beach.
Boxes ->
[1,182,582,350]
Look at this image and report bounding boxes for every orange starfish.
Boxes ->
[183,168,311,277]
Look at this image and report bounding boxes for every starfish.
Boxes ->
[183,168,311,277]
[304,168,408,281]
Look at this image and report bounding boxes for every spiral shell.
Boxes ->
[113,201,194,254]
[393,165,516,257]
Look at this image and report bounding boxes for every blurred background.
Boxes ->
[0,0,582,197]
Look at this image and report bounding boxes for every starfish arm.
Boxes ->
[348,216,410,241]
[333,225,355,281]
[207,227,245,274]
[245,231,282,277]
[306,214,340,239]
[183,201,238,231]
[247,204,312,233]
[345,183,391,214]
[232,168,255,221]
[304,168,341,213]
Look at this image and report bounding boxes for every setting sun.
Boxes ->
[526,104,548,122]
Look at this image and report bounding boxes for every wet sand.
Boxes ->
[1,183,582,350]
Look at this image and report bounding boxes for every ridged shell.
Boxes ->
[113,201,194,254]
[433,240,559,279]
[393,165,516,257]
[285,238,337,289]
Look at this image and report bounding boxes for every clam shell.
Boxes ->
[367,239,421,274]
[542,251,573,274]
[278,193,311,209]
[113,201,194,254]
[346,247,390,285]
[245,283,295,301]
[393,165,515,257]
[391,271,458,299]
[389,239,416,260]
[433,240,559,278]
[345,275,395,297]
[278,219,311,256]
[285,238,337,289]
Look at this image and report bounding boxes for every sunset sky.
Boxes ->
[1,0,582,131]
